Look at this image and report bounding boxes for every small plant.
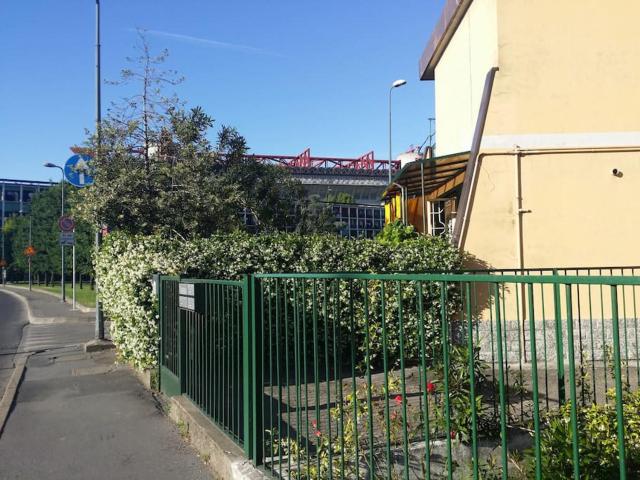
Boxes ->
[375,220,418,247]
[177,420,189,440]
[524,389,640,478]
[150,369,159,391]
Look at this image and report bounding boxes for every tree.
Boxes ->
[9,184,94,284]
[77,33,337,238]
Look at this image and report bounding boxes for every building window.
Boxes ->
[4,190,19,202]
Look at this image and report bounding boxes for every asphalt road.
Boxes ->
[0,290,28,397]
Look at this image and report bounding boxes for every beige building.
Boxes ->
[385,0,640,270]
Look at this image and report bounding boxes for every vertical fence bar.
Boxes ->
[285,280,293,476]
[381,282,392,479]
[242,275,253,460]
[157,275,163,393]
[293,279,302,476]
[312,280,321,477]
[348,280,360,479]
[553,271,566,404]
[416,281,432,479]
[527,283,542,480]
[564,285,581,480]
[611,286,628,480]
[397,280,410,480]
[441,282,453,480]
[363,280,375,477]
[465,282,479,480]
[493,283,508,480]
[322,279,333,480]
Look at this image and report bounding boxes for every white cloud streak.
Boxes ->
[141,29,283,57]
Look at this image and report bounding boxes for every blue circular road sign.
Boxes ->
[64,154,94,187]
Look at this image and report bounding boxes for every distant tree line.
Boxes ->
[3,184,94,285]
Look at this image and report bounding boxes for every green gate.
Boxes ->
[158,276,251,448]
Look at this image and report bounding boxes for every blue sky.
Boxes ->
[0,1,445,182]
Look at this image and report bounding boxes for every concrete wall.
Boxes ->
[434,0,498,156]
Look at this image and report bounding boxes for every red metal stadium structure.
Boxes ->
[71,146,400,173]
[247,149,400,172]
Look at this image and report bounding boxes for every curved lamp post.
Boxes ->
[388,79,407,185]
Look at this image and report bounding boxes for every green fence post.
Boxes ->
[553,270,566,404]
[155,274,162,393]
[179,288,187,395]
[242,274,253,460]
[243,274,263,466]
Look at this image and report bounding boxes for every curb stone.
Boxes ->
[127,366,264,480]
[0,352,31,437]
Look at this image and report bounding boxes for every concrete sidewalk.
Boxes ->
[0,288,210,479]
[3,286,96,324]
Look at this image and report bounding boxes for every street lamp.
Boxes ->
[388,79,407,185]
[389,80,407,185]
[44,162,65,303]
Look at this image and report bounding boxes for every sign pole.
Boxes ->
[61,174,65,303]
[72,235,76,310]
[28,216,32,292]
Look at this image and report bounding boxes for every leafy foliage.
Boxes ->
[376,221,419,247]
[6,184,93,281]
[96,231,462,369]
[76,33,330,238]
[527,389,640,478]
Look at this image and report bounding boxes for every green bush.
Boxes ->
[96,231,462,369]
[529,389,640,478]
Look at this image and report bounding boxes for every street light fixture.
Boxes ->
[44,162,66,303]
[389,79,407,185]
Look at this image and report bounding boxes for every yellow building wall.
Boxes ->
[483,0,640,142]
[434,0,498,156]
[464,151,640,270]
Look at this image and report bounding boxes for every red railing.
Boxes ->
[247,149,400,171]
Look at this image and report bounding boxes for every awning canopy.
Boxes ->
[382,151,470,200]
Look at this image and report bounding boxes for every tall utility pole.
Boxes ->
[95,0,105,340]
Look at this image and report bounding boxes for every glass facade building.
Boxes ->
[1,179,54,227]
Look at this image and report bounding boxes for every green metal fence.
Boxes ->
[159,276,248,446]
[159,271,640,479]
[159,276,181,396]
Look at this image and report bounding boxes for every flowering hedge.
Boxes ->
[96,231,462,369]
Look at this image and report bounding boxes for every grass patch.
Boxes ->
[33,284,96,308]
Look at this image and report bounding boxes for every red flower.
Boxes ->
[394,395,403,406]
[311,420,317,429]
[314,430,322,438]
[450,430,456,440]
[427,382,436,394]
